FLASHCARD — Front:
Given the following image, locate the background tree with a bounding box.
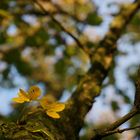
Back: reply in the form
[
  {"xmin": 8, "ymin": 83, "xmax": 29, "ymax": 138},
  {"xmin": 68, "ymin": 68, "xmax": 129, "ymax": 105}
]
[{"xmin": 0, "ymin": 0, "xmax": 140, "ymax": 139}]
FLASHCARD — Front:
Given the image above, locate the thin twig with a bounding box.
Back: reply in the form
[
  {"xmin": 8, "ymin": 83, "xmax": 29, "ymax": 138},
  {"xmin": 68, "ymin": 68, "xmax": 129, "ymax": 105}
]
[
  {"xmin": 102, "ymin": 125, "xmax": 140, "ymax": 137},
  {"xmin": 104, "ymin": 107, "xmax": 139, "ymax": 132},
  {"xmin": 91, "ymin": 109, "xmax": 140, "ymax": 140},
  {"xmin": 33, "ymin": 0, "xmax": 88, "ymax": 54},
  {"xmin": 92, "ymin": 66, "xmax": 140, "ymax": 139}
]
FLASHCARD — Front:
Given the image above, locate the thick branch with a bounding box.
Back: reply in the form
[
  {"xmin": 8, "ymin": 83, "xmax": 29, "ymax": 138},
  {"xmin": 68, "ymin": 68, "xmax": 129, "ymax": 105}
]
[
  {"xmin": 65, "ymin": 0, "xmax": 140, "ymax": 135},
  {"xmin": 0, "ymin": 111, "xmax": 68, "ymax": 139}
]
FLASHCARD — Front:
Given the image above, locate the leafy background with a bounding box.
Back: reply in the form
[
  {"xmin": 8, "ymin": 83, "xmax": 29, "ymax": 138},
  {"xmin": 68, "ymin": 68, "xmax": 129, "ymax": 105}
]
[{"xmin": 0, "ymin": 0, "xmax": 140, "ymax": 139}]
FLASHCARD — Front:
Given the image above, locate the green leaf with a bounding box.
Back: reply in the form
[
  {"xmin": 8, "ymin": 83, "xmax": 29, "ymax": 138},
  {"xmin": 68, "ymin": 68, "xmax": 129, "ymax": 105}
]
[
  {"xmin": 111, "ymin": 101, "xmax": 120, "ymax": 111},
  {"xmin": 86, "ymin": 12, "xmax": 102, "ymax": 25},
  {"xmin": 3, "ymin": 49, "xmax": 33, "ymax": 75},
  {"xmin": 25, "ymin": 28, "xmax": 49, "ymax": 47}
]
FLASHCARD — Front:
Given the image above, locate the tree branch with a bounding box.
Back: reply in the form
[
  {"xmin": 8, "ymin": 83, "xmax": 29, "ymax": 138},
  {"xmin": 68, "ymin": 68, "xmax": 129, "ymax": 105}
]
[
  {"xmin": 33, "ymin": 0, "xmax": 88, "ymax": 54},
  {"xmin": 104, "ymin": 108, "xmax": 139, "ymax": 132},
  {"xmin": 91, "ymin": 66, "xmax": 140, "ymax": 139},
  {"xmin": 91, "ymin": 109, "xmax": 139, "ymax": 139},
  {"xmin": 65, "ymin": 0, "xmax": 140, "ymax": 134},
  {"xmin": 102, "ymin": 125, "xmax": 140, "ymax": 137}
]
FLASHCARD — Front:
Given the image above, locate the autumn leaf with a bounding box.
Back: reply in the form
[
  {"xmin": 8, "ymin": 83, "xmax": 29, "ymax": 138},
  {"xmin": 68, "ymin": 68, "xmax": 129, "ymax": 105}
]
[
  {"xmin": 28, "ymin": 85, "xmax": 41, "ymax": 100},
  {"xmin": 12, "ymin": 89, "xmax": 29, "ymax": 103},
  {"xmin": 12, "ymin": 86, "xmax": 41, "ymax": 103},
  {"xmin": 39, "ymin": 95, "xmax": 56, "ymax": 108},
  {"xmin": 45, "ymin": 103, "xmax": 65, "ymax": 119},
  {"xmin": 39, "ymin": 97, "xmax": 65, "ymax": 119}
]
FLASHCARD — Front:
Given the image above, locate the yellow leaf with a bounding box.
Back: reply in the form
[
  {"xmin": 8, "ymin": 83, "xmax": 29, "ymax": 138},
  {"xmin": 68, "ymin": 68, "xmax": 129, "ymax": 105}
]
[
  {"xmin": 46, "ymin": 103, "xmax": 65, "ymax": 112},
  {"xmin": 39, "ymin": 95, "xmax": 55, "ymax": 109},
  {"xmin": 39, "ymin": 97, "xmax": 65, "ymax": 119},
  {"xmin": 46, "ymin": 111, "xmax": 60, "ymax": 119},
  {"xmin": 12, "ymin": 86, "xmax": 41, "ymax": 103},
  {"xmin": 12, "ymin": 97, "xmax": 28, "ymax": 103},
  {"xmin": 12, "ymin": 89, "xmax": 29, "ymax": 103},
  {"xmin": 28, "ymin": 86, "xmax": 41, "ymax": 100},
  {"xmin": 39, "ymin": 97, "xmax": 48, "ymax": 109}
]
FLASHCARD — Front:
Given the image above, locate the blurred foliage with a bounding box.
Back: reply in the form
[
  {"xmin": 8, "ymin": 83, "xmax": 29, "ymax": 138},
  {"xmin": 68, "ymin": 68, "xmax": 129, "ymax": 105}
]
[
  {"xmin": 127, "ymin": 12, "xmax": 140, "ymax": 43},
  {"xmin": 0, "ymin": 0, "xmax": 96, "ymax": 92},
  {"xmin": 0, "ymin": 0, "xmax": 140, "ymax": 140}
]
